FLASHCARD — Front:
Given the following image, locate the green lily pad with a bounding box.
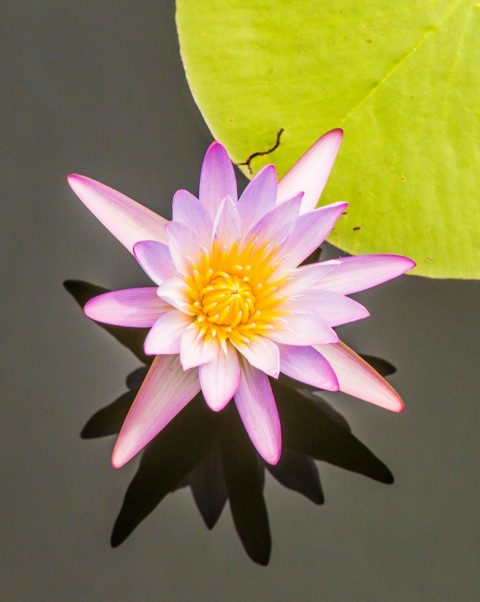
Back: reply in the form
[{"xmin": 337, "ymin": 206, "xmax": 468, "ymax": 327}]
[{"xmin": 177, "ymin": 0, "xmax": 480, "ymax": 278}]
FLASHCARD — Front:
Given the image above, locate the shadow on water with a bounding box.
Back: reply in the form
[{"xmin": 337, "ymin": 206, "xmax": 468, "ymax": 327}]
[{"xmin": 65, "ymin": 280, "xmax": 395, "ymax": 566}]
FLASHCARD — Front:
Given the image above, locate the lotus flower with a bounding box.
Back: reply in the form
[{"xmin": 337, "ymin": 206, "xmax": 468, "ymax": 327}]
[{"xmin": 68, "ymin": 129, "xmax": 414, "ymax": 468}]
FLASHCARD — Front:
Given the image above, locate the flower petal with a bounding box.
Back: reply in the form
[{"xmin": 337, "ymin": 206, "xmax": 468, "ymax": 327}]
[
  {"xmin": 156, "ymin": 277, "xmax": 191, "ymax": 313},
  {"xmin": 172, "ymin": 189, "xmax": 213, "ymax": 246},
  {"xmin": 199, "ymin": 141, "xmax": 238, "ymax": 220},
  {"xmin": 269, "ymin": 311, "xmax": 338, "ymax": 346},
  {"xmin": 280, "ymin": 202, "xmax": 348, "ymax": 268},
  {"xmin": 234, "ymin": 359, "xmax": 282, "ymax": 464},
  {"xmin": 84, "ymin": 288, "xmax": 170, "ymax": 327},
  {"xmin": 278, "ymin": 344, "xmax": 339, "ymax": 391},
  {"xmin": 180, "ymin": 327, "xmax": 220, "ymax": 370},
  {"xmin": 112, "ymin": 355, "xmax": 200, "ymax": 468},
  {"xmin": 67, "ymin": 174, "xmax": 167, "ymax": 252},
  {"xmin": 232, "ymin": 336, "xmax": 280, "ymax": 377},
  {"xmin": 237, "ymin": 164, "xmax": 277, "ymax": 232},
  {"xmin": 277, "ymin": 260, "xmax": 341, "ymax": 297},
  {"xmin": 165, "ymin": 221, "xmax": 202, "ymax": 274},
  {"xmin": 199, "ymin": 343, "xmax": 241, "ymax": 411},
  {"xmin": 314, "ymin": 254, "xmax": 416, "ymax": 295},
  {"xmin": 244, "ymin": 193, "xmax": 302, "ymax": 248},
  {"xmin": 212, "ymin": 196, "xmax": 241, "ymax": 244},
  {"xmin": 277, "ymin": 128, "xmax": 343, "ymax": 215},
  {"xmin": 286, "ymin": 290, "xmax": 369, "ymax": 327},
  {"xmin": 133, "ymin": 241, "xmax": 177, "ymax": 285},
  {"xmin": 315, "ymin": 341, "xmax": 404, "ymax": 412},
  {"xmin": 144, "ymin": 310, "xmax": 192, "ymax": 355}
]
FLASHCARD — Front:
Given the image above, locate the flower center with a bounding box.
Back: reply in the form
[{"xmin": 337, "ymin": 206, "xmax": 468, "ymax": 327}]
[
  {"xmin": 184, "ymin": 240, "xmax": 288, "ymax": 347},
  {"xmin": 200, "ymin": 272, "xmax": 255, "ymax": 327}
]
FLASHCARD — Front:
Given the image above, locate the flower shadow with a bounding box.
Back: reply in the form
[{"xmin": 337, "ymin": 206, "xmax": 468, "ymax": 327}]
[{"xmin": 66, "ymin": 280, "xmax": 395, "ymax": 566}]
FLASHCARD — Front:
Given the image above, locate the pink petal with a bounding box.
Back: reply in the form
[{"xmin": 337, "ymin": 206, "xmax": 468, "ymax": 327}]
[
  {"xmin": 199, "ymin": 344, "xmax": 241, "ymax": 411},
  {"xmin": 112, "ymin": 355, "xmax": 201, "ymax": 468},
  {"xmin": 180, "ymin": 327, "xmax": 220, "ymax": 370},
  {"xmin": 133, "ymin": 241, "xmax": 177, "ymax": 285},
  {"xmin": 144, "ymin": 310, "xmax": 192, "ymax": 355},
  {"xmin": 156, "ymin": 277, "xmax": 191, "ymax": 313},
  {"xmin": 234, "ymin": 359, "xmax": 282, "ymax": 465},
  {"xmin": 165, "ymin": 221, "xmax": 202, "ymax": 274},
  {"xmin": 286, "ymin": 290, "xmax": 369, "ymax": 327},
  {"xmin": 84, "ymin": 288, "xmax": 170, "ymax": 327},
  {"xmin": 269, "ymin": 311, "xmax": 338, "ymax": 346},
  {"xmin": 244, "ymin": 193, "xmax": 302, "ymax": 248},
  {"xmin": 315, "ymin": 341, "xmax": 404, "ymax": 412},
  {"xmin": 276, "ymin": 260, "xmax": 341, "ymax": 297},
  {"xmin": 232, "ymin": 336, "xmax": 280, "ymax": 377},
  {"xmin": 212, "ymin": 196, "xmax": 241, "ymax": 244},
  {"xmin": 280, "ymin": 202, "xmax": 348, "ymax": 268},
  {"xmin": 237, "ymin": 164, "xmax": 277, "ymax": 232},
  {"xmin": 277, "ymin": 129, "xmax": 343, "ymax": 215},
  {"xmin": 199, "ymin": 141, "xmax": 238, "ymax": 220},
  {"xmin": 172, "ymin": 189, "xmax": 213, "ymax": 246},
  {"xmin": 314, "ymin": 254, "xmax": 416, "ymax": 295},
  {"xmin": 279, "ymin": 344, "xmax": 339, "ymax": 391},
  {"xmin": 67, "ymin": 174, "xmax": 167, "ymax": 253}
]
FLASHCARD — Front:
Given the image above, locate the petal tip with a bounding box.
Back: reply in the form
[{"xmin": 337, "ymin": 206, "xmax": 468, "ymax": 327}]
[
  {"xmin": 111, "ymin": 448, "xmax": 127, "ymax": 469},
  {"xmin": 264, "ymin": 446, "xmax": 282, "ymax": 466},
  {"xmin": 325, "ymin": 127, "xmax": 344, "ymax": 142},
  {"xmin": 206, "ymin": 140, "xmax": 228, "ymax": 155},
  {"xmin": 82, "ymin": 299, "xmax": 94, "ymax": 319},
  {"xmin": 67, "ymin": 173, "xmax": 86, "ymax": 191},
  {"xmin": 393, "ymin": 397, "xmax": 405, "ymax": 413}
]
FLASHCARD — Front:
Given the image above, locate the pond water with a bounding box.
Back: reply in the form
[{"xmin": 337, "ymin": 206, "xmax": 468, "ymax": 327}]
[{"xmin": 1, "ymin": 2, "xmax": 479, "ymax": 600}]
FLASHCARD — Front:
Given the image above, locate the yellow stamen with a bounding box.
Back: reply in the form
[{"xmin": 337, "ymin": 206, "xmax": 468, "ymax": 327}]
[{"xmin": 184, "ymin": 239, "xmax": 289, "ymax": 346}]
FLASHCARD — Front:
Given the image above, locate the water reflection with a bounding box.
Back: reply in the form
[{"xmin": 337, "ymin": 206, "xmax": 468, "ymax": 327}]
[{"xmin": 66, "ymin": 280, "xmax": 395, "ymax": 565}]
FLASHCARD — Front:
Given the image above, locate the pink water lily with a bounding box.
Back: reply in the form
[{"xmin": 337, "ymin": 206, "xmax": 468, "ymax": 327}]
[{"xmin": 68, "ymin": 129, "xmax": 414, "ymax": 468}]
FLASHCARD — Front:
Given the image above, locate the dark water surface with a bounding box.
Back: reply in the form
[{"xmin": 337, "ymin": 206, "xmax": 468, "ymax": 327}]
[{"xmin": 2, "ymin": 2, "xmax": 479, "ymax": 600}]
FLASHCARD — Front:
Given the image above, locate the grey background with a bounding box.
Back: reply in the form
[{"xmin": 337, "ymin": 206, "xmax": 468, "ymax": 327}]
[{"xmin": 1, "ymin": 2, "xmax": 479, "ymax": 600}]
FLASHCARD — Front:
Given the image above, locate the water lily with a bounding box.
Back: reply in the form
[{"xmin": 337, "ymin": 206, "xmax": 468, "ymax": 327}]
[{"xmin": 68, "ymin": 129, "xmax": 414, "ymax": 468}]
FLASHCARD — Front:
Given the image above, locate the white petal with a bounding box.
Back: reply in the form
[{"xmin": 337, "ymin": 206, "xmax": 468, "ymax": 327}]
[
  {"xmin": 199, "ymin": 344, "xmax": 241, "ymax": 411},
  {"xmin": 133, "ymin": 241, "xmax": 177, "ymax": 285},
  {"xmin": 180, "ymin": 327, "xmax": 220, "ymax": 370},
  {"xmin": 314, "ymin": 254, "xmax": 416, "ymax": 295},
  {"xmin": 112, "ymin": 355, "xmax": 200, "ymax": 468},
  {"xmin": 144, "ymin": 310, "xmax": 192, "ymax": 355},
  {"xmin": 165, "ymin": 221, "xmax": 203, "ymax": 274},
  {"xmin": 276, "ymin": 260, "xmax": 341, "ymax": 297},
  {"xmin": 234, "ymin": 359, "xmax": 282, "ymax": 465},
  {"xmin": 315, "ymin": 341, "xmax": 404, "ymax": 412},
  {"xmin": 68, "ymin": 174, "xmax": 167, "ymax": 252},
  {"xmin": 279, "ymin": 344, "xmax": 339, "ymax": 391},
  {"xmin": 156, "ymin": 278, "xmax": 192, "ymax": 313},
  {"xmin": 232, "ymin": 336, "xmax": 280, "ymax": 377},
  {"xmin": 244, "ymin": 193, "xmax": 302, "ymax": 248},
  {"xmin": 237, "ymin": 164, "xmax": 277, "ymax": 232},
  {"xmin": 277, "ymin": 129, "xmax": 343, "ymax": 214},
  {"xmin": 199, "ymin": 141, "xmax": 238, "ymax": 220},
  {"xmin": 172, "ymin": 189, "xmax": 213, "ymax": 246},
  {"xmin": 285, "ymin": 290, "xmax": 369, "ymax": 327},
  {"xmin": 280, "ymin": 202, "xmax": 348, "ymax": 268},
  {"xmin": 269, "ymin": 311, "xmax": 338, "ymax": 346},
  {"xmin": 212, "ymin": 196, "xmax": 241, "ymax": 244},
  {"xmin": 84, "ymin": 288, "xmax": 170, "ymax": 327}
]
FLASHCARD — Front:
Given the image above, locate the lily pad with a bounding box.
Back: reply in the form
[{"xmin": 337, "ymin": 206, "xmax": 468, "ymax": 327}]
[{"xmin": 177, "ymin": 0, "xmax": 480, "ymax": 279}]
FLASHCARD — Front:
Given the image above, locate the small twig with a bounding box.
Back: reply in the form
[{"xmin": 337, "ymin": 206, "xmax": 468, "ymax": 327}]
[{"xmin": 236, "ymin": 128, "xmax": 284, "ymax": 174}]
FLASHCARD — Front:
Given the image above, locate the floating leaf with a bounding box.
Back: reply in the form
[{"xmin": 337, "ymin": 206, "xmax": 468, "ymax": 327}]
[{"xmin": 177, "ymin": 0, "xmax": 480, "ymax": 278}]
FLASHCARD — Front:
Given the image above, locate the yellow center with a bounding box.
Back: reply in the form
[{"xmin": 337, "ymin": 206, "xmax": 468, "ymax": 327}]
[
  {"xmin": 184, "ymin": 239, "xmax": 288, "ymax": 348},
  {"xmin": 201, "ymin": 272, "xmax": 256, "ymax": 326}
]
